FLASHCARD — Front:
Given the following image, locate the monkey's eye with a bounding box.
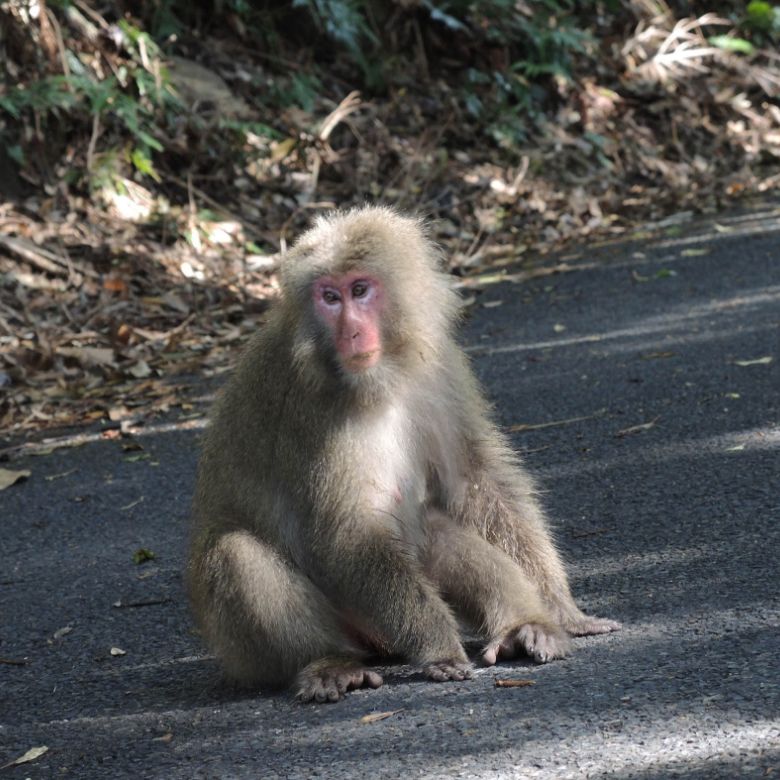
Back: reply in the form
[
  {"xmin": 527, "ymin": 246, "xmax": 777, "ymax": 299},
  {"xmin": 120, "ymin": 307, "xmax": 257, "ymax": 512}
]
[
  {"xmin": 351, "ymin": 281, "xmax": 369, "ymax": 299},
  {"xmin": 321, "ymin": 289, "xmax": 341, "ymax": 305}
]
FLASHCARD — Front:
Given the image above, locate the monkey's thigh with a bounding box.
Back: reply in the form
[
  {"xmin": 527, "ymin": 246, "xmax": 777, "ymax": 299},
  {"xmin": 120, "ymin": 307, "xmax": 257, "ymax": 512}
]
[
  {"xmin": 196, "ymin": 530, "xmax": 354, "ymax": 687},
  {"xmin": 424, "ymin": 513, "xmax": 550, "ymax": 637}
]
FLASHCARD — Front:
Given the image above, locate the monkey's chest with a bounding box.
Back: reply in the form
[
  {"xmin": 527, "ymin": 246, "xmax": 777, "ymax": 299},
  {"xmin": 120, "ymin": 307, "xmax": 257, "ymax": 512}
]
[{"xmin": 353, "ymin": 406, "xmax": 428, "ymax": 520}]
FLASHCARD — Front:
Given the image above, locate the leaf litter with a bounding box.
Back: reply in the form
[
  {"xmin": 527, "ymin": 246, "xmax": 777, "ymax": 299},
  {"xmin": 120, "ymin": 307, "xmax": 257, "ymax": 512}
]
[
  {"xmin": 0, "ymin": 467, "xmax": 30, "ymax": 490},
  {"xmin": 3, "ymin": 2, "xmax": 780, "ymax": 438},
  {"xmin": 360, "ymin": 709, "xmax": 404, "ymax": 724},
  {"xmin": 0, "ymin": 746, "xmax": 49, "ymax": 769}
]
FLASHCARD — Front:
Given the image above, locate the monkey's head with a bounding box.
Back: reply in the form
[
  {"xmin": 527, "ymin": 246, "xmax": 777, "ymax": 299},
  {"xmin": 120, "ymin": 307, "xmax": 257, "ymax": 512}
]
[{"xmin": 281, "ymin": 206, "xmax": 459, "ymax": 401}]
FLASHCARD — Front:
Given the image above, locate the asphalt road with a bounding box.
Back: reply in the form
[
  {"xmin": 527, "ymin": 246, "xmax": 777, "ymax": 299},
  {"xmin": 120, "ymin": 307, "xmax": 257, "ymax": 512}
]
[{"xmin": 1, "ymin": 205, "xmax": 779, "ymax": 779}]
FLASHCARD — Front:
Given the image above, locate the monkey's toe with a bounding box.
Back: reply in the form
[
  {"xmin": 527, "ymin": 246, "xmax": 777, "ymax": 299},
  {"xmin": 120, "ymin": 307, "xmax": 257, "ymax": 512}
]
[{"xmin": 424, "ymin": 660, "xmax": 474, "ymax": 682}]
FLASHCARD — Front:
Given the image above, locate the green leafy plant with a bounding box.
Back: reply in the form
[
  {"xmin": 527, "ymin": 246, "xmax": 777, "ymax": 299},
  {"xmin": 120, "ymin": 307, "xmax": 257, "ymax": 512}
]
[{"xmin": 745, "ymin": 0, "xmax": 780, "ymax": 32}]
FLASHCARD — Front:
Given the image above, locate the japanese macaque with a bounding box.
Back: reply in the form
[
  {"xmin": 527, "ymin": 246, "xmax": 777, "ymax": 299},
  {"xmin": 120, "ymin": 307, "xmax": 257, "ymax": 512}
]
[{"xmin": 187, "ymin": 206, "xmax": 619, "ymax": 703}]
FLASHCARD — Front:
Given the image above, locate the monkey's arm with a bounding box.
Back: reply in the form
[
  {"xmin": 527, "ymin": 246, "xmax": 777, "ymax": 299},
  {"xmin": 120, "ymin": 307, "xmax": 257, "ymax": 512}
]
[
  {"xmin": 443, "ymin": 353, "xmax": 620, "ymax": 636},
  {"xmin": 450, "ymin": 429, "xmax": 618, "ymax": 635},
  {"xmin": 306, "ymin": 521, "xmax": 470, "ymax": 670}
]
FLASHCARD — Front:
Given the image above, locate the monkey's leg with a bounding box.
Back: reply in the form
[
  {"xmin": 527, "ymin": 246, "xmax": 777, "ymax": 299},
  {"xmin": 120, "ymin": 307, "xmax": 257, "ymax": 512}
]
[
  {"xmin": 190, "ymin": 530, "xmax": 382, "ymax": 701},
  {"xmin": 424, "ymin": 514, "xmax": 570, "ymax": 664},
  {"xmin": 306, "ymin": 524, "xmax": 473, "ymax": 683}
]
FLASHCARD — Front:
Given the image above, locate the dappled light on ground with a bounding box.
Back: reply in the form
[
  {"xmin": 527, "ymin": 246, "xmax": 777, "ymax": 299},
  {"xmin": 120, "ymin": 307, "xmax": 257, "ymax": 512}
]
[{"xmin": 537, "ymin": 425, "xmax": 780, "ymax": 483}]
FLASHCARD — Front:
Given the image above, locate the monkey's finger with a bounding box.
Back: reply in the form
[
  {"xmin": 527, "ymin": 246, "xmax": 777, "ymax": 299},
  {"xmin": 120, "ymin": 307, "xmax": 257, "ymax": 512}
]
[
  {"xmin": 515, "ymin": 624, "xmax": 542, "ymax": 661},
  {"xmin": 567, "ymin": 616, "xmax": 622, "ymax": 636},
  {"xmin": 515, "ymin": 623, "xmax": 570, "ymax": 663},
  {"xmin": 450, "ymin": 664, "xmax": 473, "ymax": 681},
  {"xmin": 363, "ymin": 670, "xmax": 384, "ymax": 689},
  {"xmin": 313, "ymin": 679, "xmax": 340, "ymax": 703},
  {"xmin": 335, "ymin": 669, "xmax": 361, "ymax": 694},
  {"xmin": 425, "ymin": 661, "xmax": 473, "ymax": 681},
  {"xmin": 425, "ymin": 662, "xmax": 457, "ymax": 681},
  {"xmin": 295, "ymin": 683, "xmax": 318, "ymax": 703}
]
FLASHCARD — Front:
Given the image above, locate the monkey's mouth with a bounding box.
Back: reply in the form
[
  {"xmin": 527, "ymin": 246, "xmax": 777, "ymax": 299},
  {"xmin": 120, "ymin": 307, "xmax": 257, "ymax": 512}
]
[{"xmin": 343, "ymin": 350, "xmax": 380, "ymax": 371}]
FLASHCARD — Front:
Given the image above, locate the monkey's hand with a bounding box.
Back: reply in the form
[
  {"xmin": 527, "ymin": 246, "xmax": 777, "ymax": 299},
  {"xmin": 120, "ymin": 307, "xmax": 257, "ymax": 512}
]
[
  {"xmin": 481, "ymin": 621, "xmax": 571, "ymax": 666},
  {"xmin": 295, "ymin": 657, "xmax": 384, "ymax": 703},
  {"xmin": 424, "ymin": 659, "xmax": 474, "ymax": 682}
]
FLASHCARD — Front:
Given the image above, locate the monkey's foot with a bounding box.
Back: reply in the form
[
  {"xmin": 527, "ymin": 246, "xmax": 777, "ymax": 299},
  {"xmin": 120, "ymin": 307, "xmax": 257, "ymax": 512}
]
[
  {"xmin": 481, "ymin": 622, "xmax": 571, "ymax": 665},
  {"xmin": 295, "ymin": 658, "xmax": 383, "ymax": 703},
  {"xmin": 424, "ymin": 659, "xmax": 474, "ymax": 682},
  {"xmin": 564, "ymin": 613, "xmax": 622, "ymax": 636}
]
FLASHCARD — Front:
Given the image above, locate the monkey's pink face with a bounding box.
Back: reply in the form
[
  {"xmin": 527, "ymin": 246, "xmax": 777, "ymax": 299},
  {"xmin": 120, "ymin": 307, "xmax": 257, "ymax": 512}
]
[{"xmin": 313, "ymin": 273, "xmax": 384, "ymax": 372}]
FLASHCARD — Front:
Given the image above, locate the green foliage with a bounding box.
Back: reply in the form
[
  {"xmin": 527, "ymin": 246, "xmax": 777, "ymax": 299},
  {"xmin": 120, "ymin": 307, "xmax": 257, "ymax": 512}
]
[
  {"xmin": 270, "ymin": 72, "xmax": 323, "ymax": 113},
  {"xmin": 709, "ymin": 34, "xmax": 755, "ymax": 54},
  {"xmin": 745, "ymin": 0, "xmax": 780, "ymax": 32},
  {"xmin": 0, "ymin": 0, "xmax": 601, "ymax": 186},
  {"xmin": 444, "ymin": 1, "xmax": 593, "ymax": 145},
  {"xmin": 293, "ymin": 0, "xmax": 381, "ymax": 86},
  {"xmin": 0, "ymin": 76, "xmax": 78, "ymax": 118},
  {"xmin": 235, "ymin": 0, "xmax": 593, "ymax": 129},
  {"xmin": 0, "ymin": 12, "xmax": 177, "ymax": 184}
]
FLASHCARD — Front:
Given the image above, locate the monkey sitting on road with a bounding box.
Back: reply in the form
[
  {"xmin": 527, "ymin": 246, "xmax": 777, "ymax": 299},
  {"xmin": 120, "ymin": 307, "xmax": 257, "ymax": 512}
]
[{"xmin": 187, "ymin": 206, "xmax": 620, "ymax": 703}]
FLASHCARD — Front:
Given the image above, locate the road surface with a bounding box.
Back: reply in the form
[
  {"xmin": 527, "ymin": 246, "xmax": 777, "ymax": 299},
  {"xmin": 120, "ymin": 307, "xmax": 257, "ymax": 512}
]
[{"xmin": 1, "ymin": 205, "xmax": 778, "ymax": 778}]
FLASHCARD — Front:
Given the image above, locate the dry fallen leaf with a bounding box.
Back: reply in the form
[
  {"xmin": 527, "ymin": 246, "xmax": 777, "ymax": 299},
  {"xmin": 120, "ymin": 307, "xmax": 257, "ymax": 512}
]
[
  {"xmin": 734, "ymin": 356, "xmax": 773, "ymax": 367},
  {"xmin": 495, "ymin": 679, "xmax": 535, "ymax": 688},
  {"xmin": 0, "ymin": 467, "xmax": 31, "ymax": 490},
  {"xmin": 615, "ymin": 417, "xmax": 660, "ymax": 437},
  {"xmin": 0, "ymin": 656, "xmax": 29, "ymax": 665},
  {"xmin": 127, "ymin": 360, "xmax": 153, "ymax": 379},
  {"xmin": 0, "ymin": 746, "xmax": 49, "ymax": 769},
  {"xmin": 360, "ymin": 709, "xmax": 404, "ymax": 724},
  {"xmin": 103, "ymin": 277, "xmax": 128, "ymax": 294},
  {"xmin": 44, "ymin": 468, "xmax": 77, "ymax": 482},
  {"xmin": 508, "ymin": 408, "xmax": 606, "ymax": 433},
  {"xmin": 108, "ymin": 406, "xmax": 131, "ymax": 422},
  {"xmin": 642, "ymin": 351, "xmax": 676, "ymax": 360},
  {"xmin": 57, "ymin": 346, "xmax": 116, "ymax": 367}
]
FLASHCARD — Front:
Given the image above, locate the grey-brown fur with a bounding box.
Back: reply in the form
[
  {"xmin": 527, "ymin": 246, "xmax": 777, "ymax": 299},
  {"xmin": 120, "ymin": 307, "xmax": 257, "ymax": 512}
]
[{"xmin": 187, "ymin": 206, "xmax": 619, "ymax": 702}]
